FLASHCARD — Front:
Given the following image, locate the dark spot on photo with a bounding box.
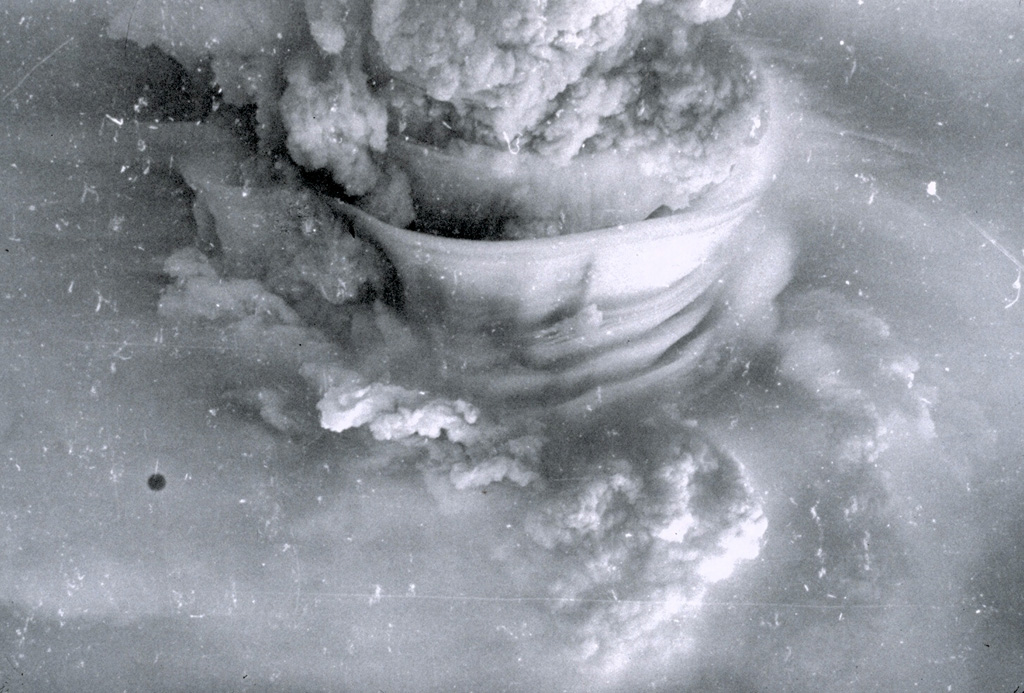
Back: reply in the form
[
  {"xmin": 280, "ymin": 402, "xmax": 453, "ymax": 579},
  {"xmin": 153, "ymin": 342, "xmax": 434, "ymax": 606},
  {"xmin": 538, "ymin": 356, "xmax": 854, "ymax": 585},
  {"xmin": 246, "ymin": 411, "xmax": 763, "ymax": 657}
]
[{"xmin": 147, "ymin": 473, "xmax": 167, "ymax": 491}]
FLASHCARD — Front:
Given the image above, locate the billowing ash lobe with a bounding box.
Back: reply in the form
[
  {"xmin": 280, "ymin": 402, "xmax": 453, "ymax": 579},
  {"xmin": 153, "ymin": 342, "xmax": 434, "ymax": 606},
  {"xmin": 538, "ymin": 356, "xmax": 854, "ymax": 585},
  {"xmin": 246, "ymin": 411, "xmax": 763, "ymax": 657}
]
[
  {"xmin": 159, "ymin": 243, "xmax": 767, "ymax": 671},
  {"xmin": 521, "ymin": 411, "xmax": 766, "ymax": 671},
  {"xmin": 107, "ymin": 0, "xmax": 754, "ymax": 228},
  {"xmin": 293, "ymin": 0, "xmax": 752, "ymax": 221},
  {"xmin": 109, "ymin": 0, "xmax": 769, "ymax": 674}
]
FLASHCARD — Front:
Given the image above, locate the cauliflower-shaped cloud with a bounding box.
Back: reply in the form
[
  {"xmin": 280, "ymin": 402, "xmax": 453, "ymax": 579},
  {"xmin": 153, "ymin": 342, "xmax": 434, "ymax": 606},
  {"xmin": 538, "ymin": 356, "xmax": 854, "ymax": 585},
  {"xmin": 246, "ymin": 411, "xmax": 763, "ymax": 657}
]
[
  {"xmin": 524, "ymin": 423, "xmax": 765, "ymax": 671},
  {"xmin": 109, "ymin": 0, "xmax": 752, "ymax": 229},
  {"xmin": 305, "ymin": 364, "xmax": 481, "ymax": 442},
  {"xmin": 305, "ymin": 0, "xmax": 354, "ymax": 55},
  {"xmin": 280, "ymin": 56, "xmax": 389, "ymax": 196},
  {"xmin": 448, "ymin": 440, "xmax": 541, "ymax": 489},
  {"xmin": 371, "ymin": 0, "xmax": 643, "ymax": 140},
  {"xmin": 371, "ymin": 1, "xmax": 618, "ymax": 94},
  {"xmin": 367, "ymin": 0, "xmax": 745, "ymax": 160}
]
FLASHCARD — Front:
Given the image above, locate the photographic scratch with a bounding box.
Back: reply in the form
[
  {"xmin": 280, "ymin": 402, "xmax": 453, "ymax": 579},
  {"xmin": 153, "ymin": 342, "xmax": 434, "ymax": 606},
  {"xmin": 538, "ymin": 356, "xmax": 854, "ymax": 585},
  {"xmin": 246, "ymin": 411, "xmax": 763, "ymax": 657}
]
[{"xmin": 1, "ymin": 36, "xmax": 75, "ymax": 103}]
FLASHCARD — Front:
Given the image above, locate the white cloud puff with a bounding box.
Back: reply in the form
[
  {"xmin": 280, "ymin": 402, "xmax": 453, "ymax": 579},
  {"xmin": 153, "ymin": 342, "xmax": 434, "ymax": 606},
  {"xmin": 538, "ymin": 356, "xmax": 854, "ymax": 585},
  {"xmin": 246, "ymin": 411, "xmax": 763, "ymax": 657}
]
[{"xmin": 523, "ymin": 423, "xmax": 766, "ymax": 672}]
